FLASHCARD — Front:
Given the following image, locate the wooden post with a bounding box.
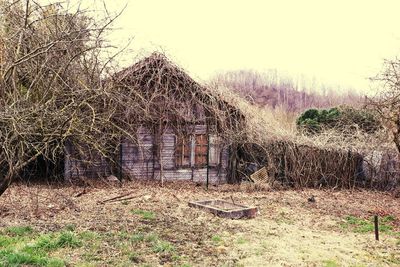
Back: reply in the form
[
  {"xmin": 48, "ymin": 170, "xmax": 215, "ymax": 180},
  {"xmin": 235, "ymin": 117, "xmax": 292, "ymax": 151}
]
[{"xmin": 374, "ymin": 215, "xmax": 379, "ymax": 241}]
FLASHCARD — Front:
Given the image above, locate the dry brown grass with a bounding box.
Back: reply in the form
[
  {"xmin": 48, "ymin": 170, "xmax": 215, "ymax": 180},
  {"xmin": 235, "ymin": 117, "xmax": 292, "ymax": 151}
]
[
  {"xmin": 0, "ymin": 180, "xmax": 399, "ymax": 266},
  {"xmin": 216, "ymin": 85, "xmax": 393, "ymax": 153}
]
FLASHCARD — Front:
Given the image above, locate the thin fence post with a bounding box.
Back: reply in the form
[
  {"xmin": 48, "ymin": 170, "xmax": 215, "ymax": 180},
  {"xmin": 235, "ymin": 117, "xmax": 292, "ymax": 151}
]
[{"xmin": 374, "ymin": 215, "xmax": 379, "ymax": 241}]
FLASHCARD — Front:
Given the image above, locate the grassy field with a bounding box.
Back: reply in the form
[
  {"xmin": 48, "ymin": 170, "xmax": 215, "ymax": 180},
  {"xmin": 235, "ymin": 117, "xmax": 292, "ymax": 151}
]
[{"xmin": 0, "ymin": 181, "xmax": 399, "ymax": 266}]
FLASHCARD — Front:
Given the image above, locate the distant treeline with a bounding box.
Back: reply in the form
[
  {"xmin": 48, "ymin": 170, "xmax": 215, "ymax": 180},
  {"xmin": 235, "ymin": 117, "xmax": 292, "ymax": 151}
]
[{"xmin": 211, "ymin": 70, "xmax": 364, "ymax": 112}]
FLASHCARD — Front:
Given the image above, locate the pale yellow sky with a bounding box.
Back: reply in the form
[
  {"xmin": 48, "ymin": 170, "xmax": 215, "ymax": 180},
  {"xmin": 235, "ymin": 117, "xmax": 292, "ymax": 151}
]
[{"xmin": 68, "ymin": 1, "xmax": 400, "ymax": 92}]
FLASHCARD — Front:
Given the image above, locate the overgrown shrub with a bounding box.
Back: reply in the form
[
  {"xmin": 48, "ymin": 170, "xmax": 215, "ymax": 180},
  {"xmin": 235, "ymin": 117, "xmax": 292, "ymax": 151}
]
[
  {"xmin": 297, "ymin": 106, "xmax": 381, "ymax": 134},
  {"xmin": 238, "ymin": 141, "xmax": 365, "ymax": 189}
]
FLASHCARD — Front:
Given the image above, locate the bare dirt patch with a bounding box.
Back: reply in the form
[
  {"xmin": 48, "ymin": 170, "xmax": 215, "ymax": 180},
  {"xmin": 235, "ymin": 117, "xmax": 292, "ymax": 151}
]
[{"xmin": 0, "ymin": 181, "xmax": 399, "ymax": 266}]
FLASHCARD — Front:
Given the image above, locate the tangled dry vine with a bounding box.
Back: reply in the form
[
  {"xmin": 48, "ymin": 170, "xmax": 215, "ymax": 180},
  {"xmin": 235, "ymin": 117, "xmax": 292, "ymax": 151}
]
[{"xmin": 0, "ymin": 0, "xmax": 398, "ymax": 197}]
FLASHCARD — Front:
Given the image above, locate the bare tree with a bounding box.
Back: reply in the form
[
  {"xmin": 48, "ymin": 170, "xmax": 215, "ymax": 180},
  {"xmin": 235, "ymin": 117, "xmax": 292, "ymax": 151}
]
[
  {"xmin": 0, "ymin": 0, "xmax": 135, "ymax": 196},
  {"xmin": 369, "ymin": 58, "xmax": 400, "ymax": 153}
]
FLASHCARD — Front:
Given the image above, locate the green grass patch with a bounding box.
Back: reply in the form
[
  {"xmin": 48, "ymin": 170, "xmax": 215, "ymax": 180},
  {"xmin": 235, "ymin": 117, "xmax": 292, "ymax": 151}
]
[
  {"xmin": 381, "ymin": 215, "xmax": 396, "ymax": 223},
  {"xmin": 0, "ymin": 235, "xmax": 19, "ymax": 248},
  {"xmin": 56, "ymin": 231, "xmax": 83, "ymax": 248},
  {"xmin": 0, "ymin": 225, "xmax": 113, "ymax": 266},
  {"xmin": 4, "ymin": 226, "xmax": 33, "ymax": 237},
  {"xmin": 211, "ymin": 235, "xmax": 222, "ymax": 244},
  {"xmin": 236, "ymin": 237, "xmax": 248, "ymax": 244},
  {"xmin": 131, "ymin": 209, "xmax": 156, "ymax": 220},
  {"xmin": 1, "ymin": 225, "xmax": 187, "ymax": 266},
  {"xmin": 152, "ymin": 240, "xmax": 175, "ymax": 253},
  {"xmin": 0, "ymin": 229, "xmax": 85, "ymax": 266},
  {"xmin": 130, "ymin": 232, "xmax": 146, "ymax": 243},
  {"xmin": 26, "ymin": 231, "xmax": 82, "ymax": 253},
  {"xmin": 144, "ymin": 233, "xmax": 159, "ymax": 243},
  {"xmin": 117, "ymin": 231, "xmax": 130, "ymax": 240},
  {"xmin": 0, "ymin": 249, "xmax": 65, "ymax": 267},
  {"xmin": 78, "ymin": 231, "xmax": 100, "ymax": 242},
  {"xmin": 130, "ymin": 231, "xmax": 160, "ymax": 246},
  {"xmin": 128, "ymin": 231, "xmax": 176, "ymax": 258},
  {"xmin": 341, "ymin": 215, "xmax": 396, "ymax": 234},
  {"xmin": 64, "ymin": 224, "xmax": 76, "ymax": 232}
]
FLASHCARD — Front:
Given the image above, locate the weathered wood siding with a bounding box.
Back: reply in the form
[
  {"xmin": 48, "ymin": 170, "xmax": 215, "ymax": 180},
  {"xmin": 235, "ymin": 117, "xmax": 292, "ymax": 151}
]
[
  {"xmin": 121, "ymin": 125, "xmax": 229, "ymax": 184},
  {"xmin": 65, "ymin": 124, "xmax": 230, "ymax": 183},
  {"xmin": 121, "ymin": 127, "xmax": 155, "ymax": 179}
]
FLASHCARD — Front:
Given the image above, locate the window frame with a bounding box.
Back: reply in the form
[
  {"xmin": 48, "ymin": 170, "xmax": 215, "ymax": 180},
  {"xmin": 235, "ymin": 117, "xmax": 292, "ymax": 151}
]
[
  {"xmin": 175, "ymin": 134, "xmax": 191, "ymax": 168},
  {"xmin": 208, "ymin": 134, "xmax": 221, "ymax": 167},
  {"xmin": 194, "ymin": 134, "xmax": 208, "ymax": 168}
]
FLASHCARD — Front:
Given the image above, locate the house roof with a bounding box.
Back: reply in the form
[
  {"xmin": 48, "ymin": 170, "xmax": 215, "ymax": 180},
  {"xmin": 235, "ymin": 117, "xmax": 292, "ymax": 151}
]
[
  {"xmin": 109, "ymin": 52, "xmax": 244, "ymax": 130},
  {"xmin": 112, "ymin": 52, "xmax": 205, "ymax": 95}
]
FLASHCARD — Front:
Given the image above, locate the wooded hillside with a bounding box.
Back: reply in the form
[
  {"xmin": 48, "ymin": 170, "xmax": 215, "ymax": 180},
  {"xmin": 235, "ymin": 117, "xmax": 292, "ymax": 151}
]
[{"xmin": 212, "ymin": 70, "xmax": 363, "ymax": 112}]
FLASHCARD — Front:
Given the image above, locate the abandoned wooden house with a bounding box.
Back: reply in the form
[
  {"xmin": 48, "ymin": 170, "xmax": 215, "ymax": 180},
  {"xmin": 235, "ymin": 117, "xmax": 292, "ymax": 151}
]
[{"xmin": 64, "ymin": 53, "xmax": 243, "ymax": 184}]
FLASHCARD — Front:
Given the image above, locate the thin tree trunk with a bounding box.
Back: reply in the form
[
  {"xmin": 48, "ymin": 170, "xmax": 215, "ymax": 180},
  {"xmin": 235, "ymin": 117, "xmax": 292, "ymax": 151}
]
[
  {"xmin": 0, "ymin": 151, "xmax": 43, "ymax": 197},
  {"xmin": 0, "ymin": 178, "xmax": 10, "ymax": 197},
  {"xmin": 11, "ymin": 0, "xmax": 30, "ymax": 94},
  {"xmin": 0, "ymin": 170, "xmax": 13, "ymax": 197},
  {"xmin": 394, "ymin": 114, "xmax": 400, "ymax": 154}
]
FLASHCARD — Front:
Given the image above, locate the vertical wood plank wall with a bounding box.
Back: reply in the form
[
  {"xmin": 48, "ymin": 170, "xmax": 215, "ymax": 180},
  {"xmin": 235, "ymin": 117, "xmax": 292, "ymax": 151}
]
[
  {"xmin": 65, "ymin": 125, "xmax": 230, "ymax": 183},
  {"xmin": 121, "ymin": 125, "xmax": 229, "ymax": 184},
  {"xmin": 121, "ymin": 126, "xmax": 155, "ymax": 179}
]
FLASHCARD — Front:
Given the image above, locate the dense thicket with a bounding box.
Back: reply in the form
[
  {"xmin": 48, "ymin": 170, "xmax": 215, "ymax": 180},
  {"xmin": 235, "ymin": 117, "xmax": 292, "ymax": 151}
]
[
  {"xmin": 296, "ymin": 106, "xmax": 381, "ymax": 134},
  {"xmin": 0, "ymin": 0, "xmax": 136, "ymax": 195}
]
